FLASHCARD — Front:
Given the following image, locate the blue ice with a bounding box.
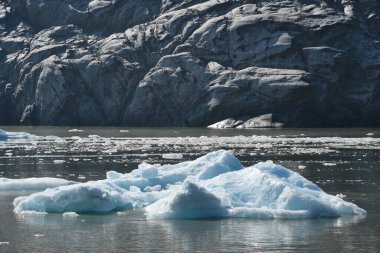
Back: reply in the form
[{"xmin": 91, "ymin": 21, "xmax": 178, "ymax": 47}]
[{"xmin": 11, "ymin": 150, "xmax": 366, "ymax": 219}]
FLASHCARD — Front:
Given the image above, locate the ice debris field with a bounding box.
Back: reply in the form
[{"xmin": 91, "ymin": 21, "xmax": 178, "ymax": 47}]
[{"xmin": 2, "ymin": 150, "xmax": 366, "ymax": 219}]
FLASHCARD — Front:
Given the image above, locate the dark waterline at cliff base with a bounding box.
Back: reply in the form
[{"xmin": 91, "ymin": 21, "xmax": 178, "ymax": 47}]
[{"xmin": 0, "ymin": 127, "xmax": 379, "ymax": 252}]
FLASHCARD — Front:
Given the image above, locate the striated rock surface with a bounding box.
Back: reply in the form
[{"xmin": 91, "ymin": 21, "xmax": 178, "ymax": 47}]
[{"xmin": 0, "ymin": 0, "xmax": 379, "ymax": 127}]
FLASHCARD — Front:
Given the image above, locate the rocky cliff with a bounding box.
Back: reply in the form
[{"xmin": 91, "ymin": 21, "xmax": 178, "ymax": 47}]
[{"xmin": 0, "ymin": 0, "xmax": 379, "ymax": 127}]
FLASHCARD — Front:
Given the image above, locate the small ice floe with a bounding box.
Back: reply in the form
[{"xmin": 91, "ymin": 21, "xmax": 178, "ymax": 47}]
[
  {"xmin": 34, "ymin": 234, "xmax": 44, "ymax": 238},
  {"xmin": 298, "ymin": 165, "xmax": 306, "ymax": 170},
  {"xmin": 116, "ymin": 212, "xmax": 127, "ymax": 216},
  {"xmin": 102, "ymin": 149, "xmax": 117, "ymax": 154},
  {"xmin": 53, "ymin": 160, "xmax": 65, "ymax": 164},
  {"xmin": 0, "ymin": 242, "xmax": 10, "ymax": 245},
  {"xmin": 68, "ymin": 129, "xmax": 83, "ymax": 132},
  {"xmin": 162, "ymin": 153, "xmax": 183, "ymax": 159},
  {"xmin": 63, "ymin": 212, "xmax": 79, "ymax": 218},
  {"xmin": 77, "ymin": 175, "xmax": 86, "ymax": 180},
  {"xmin": 366, "ymin": 133, "xmax": 374, "ymax": 136},
  {"xmin": 120, "ymin": 130, "xmax": 130, "ymax": 133},
  {"xmin": 323, "ymin": 162, "xmax": 336, "ymax": 166}
]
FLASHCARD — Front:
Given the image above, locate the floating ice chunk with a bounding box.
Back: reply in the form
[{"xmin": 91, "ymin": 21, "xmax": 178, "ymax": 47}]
[
  {"xmin": 0, "ymin": 177, "xmax": 75, "ymax": 191},
  {"xmin": 323, "ymin": 162, "xmax": 336, "ymax": 166},
  {"xmin": 63, "ymin": 212, "xmax": 79, "ymax": 218},
  {"xmin": 68, "ymin": 129, "xmax": 83, "ymax": 132},
  {"xmin": 12, "ymin": 150, "xmax": 366, "ymax": 219},
  {"xmin": 162, "ymin": 153, "xmax": 183, "ymax": 159},
  {"xmin": 0, "ymin": 242, "xmax": 10, "ymax": 245},
  {"xmin": 120, "ymin": 130, "xmax": 130, "ymax": 133},
  {"xmin": 366, "ymin": 133, "xmax": 374, "ymax": 136},
  {"xmin": 0, "ymin": 129, "xmax": 36, "ymax": 140},
  {"xmin": 34, "ymin": 234, "xmax": 44, "ymax": 238},
  {"xmin": 53, "ymin": 160, "xmax": 65, "ymax": 164}
]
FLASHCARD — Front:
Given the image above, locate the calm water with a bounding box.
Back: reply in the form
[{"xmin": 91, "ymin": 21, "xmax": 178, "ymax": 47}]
[{"xmin": 0, "ymin": 127, "xmax": 379, "ymax": 252}]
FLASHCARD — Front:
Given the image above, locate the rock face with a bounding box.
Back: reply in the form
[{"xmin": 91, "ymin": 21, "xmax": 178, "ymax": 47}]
[{"xmin": 0, "ymin": 0, "xmax": 379, "ymax": 127}]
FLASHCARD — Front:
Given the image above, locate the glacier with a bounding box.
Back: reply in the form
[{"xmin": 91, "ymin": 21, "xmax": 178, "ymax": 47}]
[{"xmin": 11, "ymin": 150, "xmax": 366, "ymax": 219}]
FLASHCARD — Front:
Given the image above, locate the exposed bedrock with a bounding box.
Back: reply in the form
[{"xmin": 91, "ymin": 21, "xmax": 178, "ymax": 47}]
[{"xmin": 0, "ymin": 0, "xmax": 379, "ymax": 126}]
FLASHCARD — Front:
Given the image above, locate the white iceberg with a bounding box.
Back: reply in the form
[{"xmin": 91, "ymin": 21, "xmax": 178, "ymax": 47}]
[
  {"xmin": 12, "ymin": 150, "xmax": 366, "ymax": 219},
  {"xmin": 162, "ymin": 153, "xmax": 183, "ymax": 159},
  {"xmin": 0, "ymin": 129, "xmax": 36, "ymax": 140},
  {"xmin": 63, "ymin": 212, "xmax": 79, "ymax": 218}
]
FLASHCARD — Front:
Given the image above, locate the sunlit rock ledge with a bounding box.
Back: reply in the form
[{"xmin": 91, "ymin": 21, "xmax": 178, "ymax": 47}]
[
  {"xmin": 10, "ymin": 150, "xmax": 366, "ymax": 220},
  {"xmin": 0, "ymin": 0, "xmax": 379, "ymax": 127}
]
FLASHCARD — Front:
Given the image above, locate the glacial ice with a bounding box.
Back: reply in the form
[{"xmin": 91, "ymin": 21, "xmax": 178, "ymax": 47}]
[
  {"xmin": 162, "ymin": 153, "xmax": 183, "ymax": 159},
  {"xmin": 12, "ymin": 150, "xmax": 366, "ymax": 219},
  {"xmin": 0, "ymin": 129, "xmax": 35, "ymax": 140},
  {"xmin": 63, "ymin": 212, "xmax": 79, "ymax": 218}
]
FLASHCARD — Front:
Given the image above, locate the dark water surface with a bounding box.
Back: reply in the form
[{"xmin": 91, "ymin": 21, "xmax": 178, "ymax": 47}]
[{"xmin": 0, "ymin": 127, "xmax": 379, "ymax": 252}]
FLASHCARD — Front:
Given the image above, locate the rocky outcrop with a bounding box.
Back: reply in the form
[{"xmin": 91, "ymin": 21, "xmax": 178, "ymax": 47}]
[{"xmin": 0, "ymin": 0, "xmax": 379, "ymax": 127}]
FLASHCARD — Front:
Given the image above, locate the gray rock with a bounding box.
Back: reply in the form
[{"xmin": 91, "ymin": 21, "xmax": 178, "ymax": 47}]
[{"xmin": 0, "ymin": 0, "xmax": 380, "ymax": 127}]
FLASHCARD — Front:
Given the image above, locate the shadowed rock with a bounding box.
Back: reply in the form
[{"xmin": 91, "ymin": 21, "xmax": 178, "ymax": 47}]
[{"xmin": 0, "ymin": 0, "xmax": 379, "ymax": 126}]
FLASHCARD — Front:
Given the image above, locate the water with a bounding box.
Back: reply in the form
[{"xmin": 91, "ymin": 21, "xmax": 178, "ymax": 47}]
[{"xmin": 0, "ymin": 127, "xmax": 379, "ymax": 252}]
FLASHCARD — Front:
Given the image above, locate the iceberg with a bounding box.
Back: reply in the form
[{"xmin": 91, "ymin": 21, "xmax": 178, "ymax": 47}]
[
  {"xmin": 12, "ymin": 150, "xmax": 366, "ymax": 219},
  {"xmin": 0, "ymin": 129, "xmax": 35, "ymax": 140},
  {"xmin": 63, "ymin": 212, "xmax": 79, "ymax": 218}
]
